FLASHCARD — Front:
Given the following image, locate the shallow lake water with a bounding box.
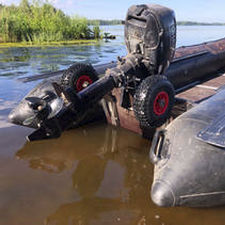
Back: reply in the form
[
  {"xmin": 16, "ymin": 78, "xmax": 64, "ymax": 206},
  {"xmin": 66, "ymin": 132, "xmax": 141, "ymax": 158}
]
[{"xmin": 1, "ymin": 25, "xmax": 225, "ymax": 225}]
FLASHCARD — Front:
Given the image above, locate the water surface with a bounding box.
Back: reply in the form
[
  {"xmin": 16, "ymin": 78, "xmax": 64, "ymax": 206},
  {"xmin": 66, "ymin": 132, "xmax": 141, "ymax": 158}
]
[{"xmin": 1, "ymin": 25, "xmax": 225, "ymax": 225}]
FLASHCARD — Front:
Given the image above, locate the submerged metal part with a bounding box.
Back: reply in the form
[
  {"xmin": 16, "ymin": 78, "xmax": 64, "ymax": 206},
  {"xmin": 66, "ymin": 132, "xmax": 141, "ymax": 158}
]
[
  {"xmin": 8, "ymin": 60, "xmax": 114, "ymax": 128},
  {"xmin": 150, "ymin": 88, "xmax": 225, "ymax": 207},
  {"xmin": 48, "ymin": 98, "xmax": 64, "ymax": 119},
  {"xmin": 8, "ymin": 78, "xmax": 59, "ymax": 128},
  {"xmin": 9, "ymin": 4, "xmax": 177, "ymax": 141}
]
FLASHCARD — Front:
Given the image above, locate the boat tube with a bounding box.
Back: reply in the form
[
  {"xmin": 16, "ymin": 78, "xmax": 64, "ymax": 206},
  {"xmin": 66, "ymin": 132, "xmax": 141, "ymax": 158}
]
[
  {"xmin": 150, "ymin": 87, "xmax": 225, "ymax": 207},
  {"xmin": 168, "ymin": 39, "xmax": 225, "ymax": 90}
]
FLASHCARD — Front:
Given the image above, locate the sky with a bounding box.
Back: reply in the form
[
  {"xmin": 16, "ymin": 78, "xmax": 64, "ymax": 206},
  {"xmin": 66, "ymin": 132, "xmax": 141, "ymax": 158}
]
[{"xmin": 1, "ymin": 0, "xmax": 225, "ymax": 23}]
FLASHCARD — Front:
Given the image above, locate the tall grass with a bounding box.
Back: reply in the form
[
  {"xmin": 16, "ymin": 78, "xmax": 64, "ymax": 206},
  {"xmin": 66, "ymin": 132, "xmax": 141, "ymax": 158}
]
[{"xmin": 0, "ymin": 0, "xmax": 100, "ymax": 43}]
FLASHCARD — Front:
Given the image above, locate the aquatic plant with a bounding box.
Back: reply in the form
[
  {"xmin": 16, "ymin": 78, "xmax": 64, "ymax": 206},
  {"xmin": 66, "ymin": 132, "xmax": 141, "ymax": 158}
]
[{"xmin": 0, "ymin": 0, "xmax": 101, "ymax": 43}]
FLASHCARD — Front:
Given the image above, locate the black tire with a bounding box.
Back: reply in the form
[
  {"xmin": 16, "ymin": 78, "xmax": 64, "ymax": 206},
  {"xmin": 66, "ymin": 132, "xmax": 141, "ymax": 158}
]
[
  {"xmin": 133, "ymin": 75, "xmax": 175, "ymax": 128},
  {"xmin": 61, "ymin": 63, "xmax": 98, "ymax": 93}
]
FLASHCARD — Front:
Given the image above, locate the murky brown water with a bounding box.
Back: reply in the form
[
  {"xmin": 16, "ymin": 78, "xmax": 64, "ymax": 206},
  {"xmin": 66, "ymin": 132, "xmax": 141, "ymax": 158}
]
[{"xmin": 1, "ymin": 122, "xmax": 225, "ymax": 225}]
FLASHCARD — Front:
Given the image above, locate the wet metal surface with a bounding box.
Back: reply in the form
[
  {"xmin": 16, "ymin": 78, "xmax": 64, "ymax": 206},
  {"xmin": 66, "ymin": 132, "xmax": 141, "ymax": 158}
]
[{"xmin": 1, "ymin": 26, "xmax": 225, "ymax": 225}]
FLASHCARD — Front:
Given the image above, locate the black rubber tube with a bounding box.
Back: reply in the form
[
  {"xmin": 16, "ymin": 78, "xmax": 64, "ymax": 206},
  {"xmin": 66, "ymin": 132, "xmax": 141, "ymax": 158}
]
[
  {"xmin": 167, "ymin": 51, "xmax": 225, "ymax": 89},
  {"xmin": 78, "ymin": 75, "xmax": 116, "ymax": 106}
]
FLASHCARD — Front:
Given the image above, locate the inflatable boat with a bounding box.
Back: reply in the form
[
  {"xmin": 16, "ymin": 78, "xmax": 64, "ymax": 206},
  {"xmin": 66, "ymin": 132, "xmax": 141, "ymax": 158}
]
[{"xmin": 150, "ymin": 87, "xmax": 225, "ymax": 207}]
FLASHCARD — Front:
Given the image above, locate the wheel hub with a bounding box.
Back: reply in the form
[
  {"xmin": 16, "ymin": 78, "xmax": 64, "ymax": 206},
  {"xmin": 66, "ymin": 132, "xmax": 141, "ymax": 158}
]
[
  {"xmin": 153, "ymin": 91, "xmax": 169, "ymax": 116},
  {"xmin": 76, "ymin": 75, "xmax": 93, "ymax": 91}
]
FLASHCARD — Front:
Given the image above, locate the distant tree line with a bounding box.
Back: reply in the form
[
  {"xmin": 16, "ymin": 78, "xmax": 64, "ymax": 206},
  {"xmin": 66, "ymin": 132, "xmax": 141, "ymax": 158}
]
[
  {"xmin": 88, "ymin": 19, "xmax": 225, "ymax": 26},
  {"xmin": 177, "ymin": 21, "xmax": 225, "ymax": 26},
  {"xmin": 88, "ymin": 20, "xmax": 123, "ymax": 26},
  {"xmin": 0, "ymin": 0, "xmax": 101, "ymax": 43}
]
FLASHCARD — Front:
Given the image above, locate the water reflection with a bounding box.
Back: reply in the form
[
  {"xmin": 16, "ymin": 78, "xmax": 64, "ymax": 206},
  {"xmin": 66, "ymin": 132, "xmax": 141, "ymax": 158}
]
[
  {"xmin": 14, "ymin": 123, "xmax": 225, "ymax": 225},
  {"xmin": 16, "ymin": 124, "xmax": 154, "ymax": 225},
  {"xmin": 72, "ymin": 156, "xmax": 107, "ymax": 198},
  {"xmin": 0, "ymin": 44, "xmax": 126, "ymax": 79},
  {"xmin": 0, "ymin": 47, "xmax": 31, "ymax": 63}
]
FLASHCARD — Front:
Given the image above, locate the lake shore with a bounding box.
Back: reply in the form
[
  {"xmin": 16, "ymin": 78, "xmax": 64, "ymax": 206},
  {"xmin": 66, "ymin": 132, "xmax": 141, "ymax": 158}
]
[{"xmin": 0, "ymin": 39, "xmax": 100, "ymax": 48}]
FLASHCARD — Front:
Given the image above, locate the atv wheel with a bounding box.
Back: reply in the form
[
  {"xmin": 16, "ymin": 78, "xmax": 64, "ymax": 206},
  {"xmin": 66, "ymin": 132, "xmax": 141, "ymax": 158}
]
[
  {"xmin": 133, "ymin": 75, "xmax": 175, "ymax": 128},
  {"xmin": 61, "ymin": 63, "xmax": 98, "ymax": 93}
]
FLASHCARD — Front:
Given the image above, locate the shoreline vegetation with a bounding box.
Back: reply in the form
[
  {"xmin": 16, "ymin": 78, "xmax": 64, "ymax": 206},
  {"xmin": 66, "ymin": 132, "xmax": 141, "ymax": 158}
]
[
  {"xmin": 0, "ymin": 0, "xmax": 225, "ymax": 47},
  {"xmin": 0, "ymin": 0, "xmax": 102, "ymax": 45},
  {"xmin": 0, "ymin": 39, "xmax": 99, "ymax": 48}
]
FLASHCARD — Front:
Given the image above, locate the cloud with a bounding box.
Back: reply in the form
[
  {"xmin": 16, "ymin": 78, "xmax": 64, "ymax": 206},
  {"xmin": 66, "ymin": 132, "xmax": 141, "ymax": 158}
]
[
  {"xmin": 47, "ymin": 0, "xmax": 60, "ymax": 4},
  {"xmin": 0, "ymin": 0, "xmax": 81, "ymax": 16},
  {"xmin": 0, "ymin": 0, "xmax": 20, "ymax": 5},
  {"xmin": 45, "ymin": 0, "xmax": 84, "ymax": 16}
]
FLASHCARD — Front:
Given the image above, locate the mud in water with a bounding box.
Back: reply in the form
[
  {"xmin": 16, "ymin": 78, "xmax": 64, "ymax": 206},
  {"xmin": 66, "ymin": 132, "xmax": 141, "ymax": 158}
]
[{"xmin": 1, "ymin": 25, "xmax": 225, "ymax": 225}]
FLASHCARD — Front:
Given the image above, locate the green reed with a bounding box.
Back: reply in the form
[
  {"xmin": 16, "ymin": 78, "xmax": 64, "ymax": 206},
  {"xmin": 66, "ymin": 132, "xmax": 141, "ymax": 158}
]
[{"xmin": 0, "ymin": 0, "xmax": 101, "ymax": 44}]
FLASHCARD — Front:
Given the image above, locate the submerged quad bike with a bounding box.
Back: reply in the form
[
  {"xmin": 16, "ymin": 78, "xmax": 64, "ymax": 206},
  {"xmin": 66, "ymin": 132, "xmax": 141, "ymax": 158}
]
[
  {"xmin": 8, "ymin": 3, "xmax": 225, "ymax": 209},
  {"xmin": 9, "ymin": 4, "xmax": 177, "ymax": 141}
]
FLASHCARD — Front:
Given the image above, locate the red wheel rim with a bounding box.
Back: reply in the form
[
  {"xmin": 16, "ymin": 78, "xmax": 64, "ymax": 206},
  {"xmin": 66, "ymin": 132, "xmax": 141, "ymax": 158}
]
[
  {"xmin": 153, "ymin": 91, "xmax": 169, "ymax": 116},
  {"xmin": 76, "ymin": 75, "xmax": 93, "ymax": 91}
]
